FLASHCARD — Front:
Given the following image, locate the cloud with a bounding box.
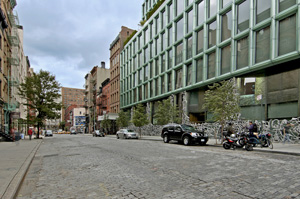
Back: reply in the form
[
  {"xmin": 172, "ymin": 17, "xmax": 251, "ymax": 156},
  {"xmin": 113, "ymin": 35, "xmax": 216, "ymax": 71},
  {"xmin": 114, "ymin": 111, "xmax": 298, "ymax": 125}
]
[{"xmin": 16, "ymin": 0, "xmax": 141, "ymax": 88}]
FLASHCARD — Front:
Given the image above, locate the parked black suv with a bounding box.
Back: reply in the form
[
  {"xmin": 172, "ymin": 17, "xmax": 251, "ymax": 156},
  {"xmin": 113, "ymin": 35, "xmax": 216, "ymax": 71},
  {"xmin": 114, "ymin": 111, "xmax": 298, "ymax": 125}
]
[{"xmin": 161, "ymin": 124, "xmax": 209, "ymax": 146}]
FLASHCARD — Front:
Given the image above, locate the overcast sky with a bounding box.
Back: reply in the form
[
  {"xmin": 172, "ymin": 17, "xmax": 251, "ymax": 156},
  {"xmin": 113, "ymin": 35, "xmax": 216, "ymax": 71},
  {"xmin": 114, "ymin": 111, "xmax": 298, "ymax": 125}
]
[{"xmin": 15, "ymin": 0, "xmax": 142, "ymax": 89}]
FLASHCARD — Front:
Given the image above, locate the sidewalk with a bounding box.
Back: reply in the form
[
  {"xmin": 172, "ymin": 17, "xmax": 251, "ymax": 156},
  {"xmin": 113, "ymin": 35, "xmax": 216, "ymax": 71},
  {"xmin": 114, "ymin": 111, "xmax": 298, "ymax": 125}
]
[
  {"xmin": 137, "ymin": 135, "xmax": 300, "ymax": 156},
  {"xmin": 0, "ymin": 136, "xmax": 42, "ymax": 199}
]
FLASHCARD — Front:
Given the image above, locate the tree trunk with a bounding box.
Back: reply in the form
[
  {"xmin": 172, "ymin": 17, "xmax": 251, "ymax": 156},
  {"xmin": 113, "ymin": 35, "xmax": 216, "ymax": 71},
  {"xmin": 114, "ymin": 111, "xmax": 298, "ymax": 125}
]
[{"xmin": 37, "ymin": 123, "xmax": 40, "ymax": 139}]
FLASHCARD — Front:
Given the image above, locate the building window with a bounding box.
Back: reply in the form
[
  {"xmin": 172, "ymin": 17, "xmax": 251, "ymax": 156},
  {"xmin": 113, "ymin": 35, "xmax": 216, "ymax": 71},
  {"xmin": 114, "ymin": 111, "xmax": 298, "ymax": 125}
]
[
  {"xmin": 155, "ymin": 78, "xmax": 159, "ymax": 95},
  {"xmin": 256, "ymin": 0, "xmax": 271, "ymax": 24},
  {"xmin": 156, "ymin": 37, "xmax": 160, "ymax": 55},
  {"xmin": 237, "ymin": 0, "xmax": 250, "ymax": 33},
  {"xmin": 208, "ymin": 0, "xmax": 217, "ymax": 18},
  {"xmin": 145, "ymin": 28, "xmax": 150, "ymax": 45},
  {"xmin": 155, "ymin": 16, "xmax": 159, "ymax": 35},
  {"xmin": 134, "ymin": 89, "xmax": 137, "ymax": 103},
  {"xmin": 279, "ymin": 15, "xmax": 296, "ymax": 56},
  {"xmin": 177, "ymin": 0, "xmax": 184, "ymax": 16},
  {"xmin": 161, "ymin": 54, "xmax": 166, "ymax": 72},
  {"xmin": 187, "ymin": 9, "xmax": 193, "ymax": 33},
  {"xmin": 150, "ymin": 81, "xmax": 153, "ymax": 97},
  {"xmin": 222, "ymin": 0, "xmax": 231, "ymax": 8},
  {"xmin": 255, "ymin": 26, "xmax": 270, "ymax": 63},
  {"xmin": 168, "ymin": 3, "xmax": 174, "ymax": 23},
  {"xmin": 152, "ymin": 21, "xmax": 156, "ymax": 38},
  {"xmin": 144, "ymin": 84, "xmax": 148, "ymax": 99},
  {"xmin": 208, "ymin": 20, "xmax": 217, "ymax": 48},
  {"xmin": 221, "ymin": 10, "xmax": 232, "ymax": 42},
  {"xmin": 161, "ymin": 32, "xmax": 166, "ymax": 51},
  {"xmin": 139, "ymin": 86, "xmax": 142, "ymax": 101},
  {"xmin": 155, "ymin": 58, "xmax": 159, "ymax": 76},
  {"xmin": 176, "ymin": 42, "xmax": 183, "ymax": 65},
  {"xmin": 161, "ymin": 76, "xmax": 165, "ymax": 94},
  {"xmin": 207, "ymin": 52, "xmax": 216, "ymax": 79},
  {"xmin": 176, "ymin": 18, "xmax": 184, "ymax": 41},
  {"xmin": 197, "ymin": 29, "xmax": 204, "ymax": 54},
  {"xmin": 221, "ymin": 45, "xmax": 231, "ymax": 75},
  {"xmin": 186, "ymin": 64, "xmax": 192, "ymax": 86},
  {"xmin": 168, "ymin": 73, "xmax": 172, "ymax": 91},
  {"xmin": 186, "ymin": 36, "xmax": 193, "ymax": 60},
  {"xmin": 168, "ymin": 49, "xmax": 173, "ymax": 69},
  {"xmin": 167, "ymin": 28, "xmax": 172, "ymax": 48},
  {"xmin": 144, "ymin": 47, "xmax": 149, "ymax": 63},
  {"xmin": 236, "ymin": 36, "xmax": 249, "ymax": 69},
  {"xmin": 279, "ymin": 0, "xmax": 296, "ymax": 12},
  {"xmin": 197, "ymin": 1, "xmax": 204, "ymax": 26},
  {"xmin": 161, "ymin": 10, "xmax": 166, "ymax": 29},
  {"xmin": 196, "ymin": 58, "xmax": 203, "ymax": 82},
  {"xmin": 150, "ymin": 61, "xmax": 153, "ymax": 78},
  {"xmin": 144, "ymin": 65, "xmax": 149, "ymax": 81},
  {"xmin": 175, "ymin": 68, "xmax": 183, "ymax": 89}
]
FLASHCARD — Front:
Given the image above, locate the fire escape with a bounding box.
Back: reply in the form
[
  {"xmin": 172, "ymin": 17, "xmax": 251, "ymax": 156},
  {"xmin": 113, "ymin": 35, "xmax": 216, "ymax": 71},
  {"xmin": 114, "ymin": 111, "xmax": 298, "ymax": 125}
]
[{"xmin": 4, "ymin": 10, "xmax": 20, "ymax": 134}]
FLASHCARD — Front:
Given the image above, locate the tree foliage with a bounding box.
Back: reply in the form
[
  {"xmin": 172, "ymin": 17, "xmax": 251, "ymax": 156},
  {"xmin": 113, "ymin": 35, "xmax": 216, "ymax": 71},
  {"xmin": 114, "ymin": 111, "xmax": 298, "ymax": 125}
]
[
  {"xmin": 101, "ymin": 115, "xmax": 111, "ymax": 134},
  {"xmin": 202, "ymin": 79, "xmax": 240, "ymax": 142},
  {"xmin": 116, "ymin": 110, "xmax": 130, "ymax": 128},
  {"xmin": 132, "ymin": 104, "xmax": 149, "ymax": 137},
  {"xmin": 18, "ymin": 70, "xmax": 62, "ymax": 138},
  {"xmin": 154, "ymin": 98, "xmax": 182, "ymax": 125}
]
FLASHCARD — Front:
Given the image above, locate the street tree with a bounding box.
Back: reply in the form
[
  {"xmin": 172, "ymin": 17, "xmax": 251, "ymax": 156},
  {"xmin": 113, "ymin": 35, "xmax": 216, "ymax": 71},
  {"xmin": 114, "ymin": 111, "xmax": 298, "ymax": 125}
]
[
  {"xmin": 154, "ymin": 98, "xmax": 182, "ymax": 125},
  {"xmin": 131, "ymin": 103, "xmax": 149, "ymax": 138},
  {"xmin": 116, "ymin": 110, "xmax": 130, "ymax": 129},
  {"xmin": 18, "ymin": 70, "xmax": 62, "ymax": 138},
  {"xmin": 101, "ymin": 114, "xmax": 111, "ymax": 134},
  {"xmin": 202, "ymin": 79, "xmax": 240, "ymax": 143}
]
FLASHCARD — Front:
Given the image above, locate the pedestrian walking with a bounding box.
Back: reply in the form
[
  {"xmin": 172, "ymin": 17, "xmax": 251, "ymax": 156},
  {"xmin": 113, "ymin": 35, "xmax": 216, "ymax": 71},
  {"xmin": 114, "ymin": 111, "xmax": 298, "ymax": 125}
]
[
  {"xmin": 283, "ymin": 122, "xmax": 293, "ymax": 144},
  {"xmin": 28, "ymin": 128, "xmax": 33, "ymax": 140}
]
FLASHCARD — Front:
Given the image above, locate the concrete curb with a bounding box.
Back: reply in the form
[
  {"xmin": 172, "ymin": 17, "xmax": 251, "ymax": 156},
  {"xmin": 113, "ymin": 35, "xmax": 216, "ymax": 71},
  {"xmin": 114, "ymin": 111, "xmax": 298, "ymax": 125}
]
[{"xmin": 2, "ymin": 140, "xmax": 42, "ymax": 199}]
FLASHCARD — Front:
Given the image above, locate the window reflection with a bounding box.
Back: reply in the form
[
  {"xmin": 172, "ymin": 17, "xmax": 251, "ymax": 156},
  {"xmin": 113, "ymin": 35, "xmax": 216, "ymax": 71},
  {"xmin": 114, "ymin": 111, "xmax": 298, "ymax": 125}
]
[
  {"xmin": 256, "ymin": 0, "xmax": 271, "ymax": 24},
  {"xmin": 279, "ymin": 15, "xmax": 296, "ymax": 56},
  {"xmin": 186, "ymin": 36, "xmax": 193, "ymax": 60},
  {"xmin": 237, "ymin": 0, "xmax": 250, "ymax": 33},
  {"xmin": 186, "ymin": 64, "xmax": 193, "ymax": 86},
  {"xmin": 197, "ymin": 1, "xmax": 204, "ymax": 26},
  {"xmin": 176, "ymin": 42, "xmax": 183, "ymax": 65},
  {"xmin": 208, "ymin": 0, "xmax": 217, "ymax": 18},
  {"xmin": 176, "ymin": 18, "xmax": 184, "ymax": 41},
  {"xmin": 221, "ymin": 45, "xmax": 231, "ymax": 75},
  {"xmin": 207, "ymin": 52, "xmax": 216, "ymax": 79},
  {"xmin": 222, "ymin": 0, "xmax": 231, "ymax": 8},
  {"xmin": 237, "ymin": 36, "xmax": 249, "ymax": 69},
  {"xmin": 187, "ymin": 9, "xmax": 193, "ymax": 33},
  {"xmin": 197, "ymin": 29, "xmax": 204, "ymax": 54},
  {"xmin": 208, "ymin": 21, "xmax": 217, "ymax": 48},
  {"xmin": 255, "ymin": 27, "xmax": 270, "ymax": 63},
  {"xmin": 177, "ymin": 0, "xmax": 184, "ymax": 16},
  {"xmin": 196, "ymin": 58, "xmax": 203, "ymax": 82},
  {"xmin": 279, "ymin": 0, "xmax": 296, "ymax": 12},
  {"xmin": 221, "ymin": 10, "xmax": 232, "ymax": 41},
  {"xmin": 176, "ymin": 68, "xmax": 183, "ymax": 89}
]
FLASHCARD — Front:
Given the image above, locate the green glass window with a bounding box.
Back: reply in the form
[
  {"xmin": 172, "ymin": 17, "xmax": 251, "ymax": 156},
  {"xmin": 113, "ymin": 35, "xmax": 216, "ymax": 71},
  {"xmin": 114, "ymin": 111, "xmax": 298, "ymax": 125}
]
[
  {"xmin": 150, "ymin": 81, "xmax": 153, "ymax": 97},
  {"xmin": 155, "ymin": 38, "xmax": 159, "ymax": 55},
  {"xmin": 144, "ymin": 84, "xmax": 148, "ymax": 99},
  {"xmin": 161, "ymin": 76, "xmax": 165, "ymax": 94},
  {"xmin": 207, "ymin": 52, "xmax": 216, "ymax": 79},
  {"xmin": 237, "ymin": 0, "xmax": 250, "ymax": 33},
  {"xmin": 279, "ymin": 15, "xmax": 296, "ymax": 56},
  {"xmin": 176, "ymin": 68, "xmax": 183, "ymax": 89},
  {"xmin": 208, "ymin": 0, "xmax": 217, "ymax": 18},
  {"xmin": 155, "ymin": 58, "xmax": 159, "ymax": 76},
  {"xmin": 196, "ymin": 58, "xmax": 203, "ymax": 82},
  {"xmin": 186, "ymin": 63, "xmax": 193, "ymax": 86},
  {"xmin": 222, "ymin": 0, "xmax": 231, "ymax": 8},
  {"xmin": 161, "ymin": 32, "xmax": 166, "ymax": 51},
  {"xmin": 279, "ymin": 0, "xmax": 296, "ymax": 12},
  {"xmin": 168, "ymin": 49, "xmax": 173, "ymax": 69},
  {"xmin": 138, "ymin": 52, "xmax": 142, "ymax": 67},
  {"xmin": 150, "ymin": 61, "xmax": 153, "ymax": 78},
  {"xmin": 134, "ymin": 73, "xmax": 138, "ymax": 86},
  {"xmin": 155, "ymin": 16, "xmax": 159, "ymax": 35},
  {"xmin": 177, "ymin": 0, "xmax": 184, "ymax": 16},
  {"xmin": 176, "ymin": 18, "xmax": 184, "ymax": 41},
  {"xmin": 161, "ymin": 54, "xmax": 166, "ymax": 72},
  {"xmin": 221, "ymin": 10, "xmax": 232, "ymax": 41},
  {"xmin": 186, "ymin": 36, "xmax": 193, "ymax": 60},
  {"xmin": 145, "ymin": 28, "xmax": 149, "ymax": 45},
  {"xmin": 197, "ymin": 1, "xmax": 204, "ymax": 26},
  {"xmin": 144, "ymin": 47, "xmax": 149, "ymax": 63},
  {"xmin": 208, "ymin": 21, "xmax": 217, "ymax": 48},
  {"xmin": 236, "ymin": 36, "xmax": 249, "ymax": 70},
  {"xmin": 150, "ymin": 23, "xmax": 153, "ymax": 39},
  {"xmin": 168, "ymin": 26, "xmax": 173, "ymax": 46},
  {"xmin": 161, "ymin": 10, "xmax": 166, "ymax": 29},
  {"xmin": 139, "ymin": 86, "xmax": 142, "ymax": 101},
  {"xmin": 152, "ymin": 21, "xmax": 156, "ymax": 37},
  {"xmin": 156, "ymin": 78, "xmax": 159, "ymax": 95},
  {"xmin": 256, "ymin": 0, "xmax": 271, "ymax": 24},
  {"xmin": 168, "ymin": 73, "xmax": 172, "ymax": 91},
  {"xmin": 176, "ymin": 42, "xmax": 183, "ymax": 65},
  {"xmin": 138, "ymin": 69, "xmax": 143, "ymax": 84},
  {"xmin": 221, "ymin": 45, "xmax": 231, "ymax": 75},
  {"xmin": 255, "ymin": 26, "xmax": 270, "ymax": 63},
  {"xmin": 144, "ymin": 65, "xmax": 149, "ymax": 81},
  {"xmin": 169, "ymin": 3, "xmax": 174, "ymax": 23},
  {"xmin": 187, "ymin": 0, "xmax": 193, "ymax": 6},
  {"xmin": 197, "ymin": 29, "xmax": 204, "ymax": 54},
  {"xmin": 150, "ymin": 42, "xmax": 153, "ymax": 58},
  {"xmin": 187, "ymin": 9, "xmax": 193, "ymax": 33},
  {"xmin": 134, "ymin": 40, "xmax": 137, "ymax": 54}
]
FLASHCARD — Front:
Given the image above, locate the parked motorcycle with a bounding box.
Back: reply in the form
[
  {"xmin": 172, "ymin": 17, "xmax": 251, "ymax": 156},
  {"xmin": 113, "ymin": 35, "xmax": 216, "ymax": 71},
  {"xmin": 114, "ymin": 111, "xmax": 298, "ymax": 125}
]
[{"xmin": 223, "ymin": 134, "xmax": 239, "ymax": 150}]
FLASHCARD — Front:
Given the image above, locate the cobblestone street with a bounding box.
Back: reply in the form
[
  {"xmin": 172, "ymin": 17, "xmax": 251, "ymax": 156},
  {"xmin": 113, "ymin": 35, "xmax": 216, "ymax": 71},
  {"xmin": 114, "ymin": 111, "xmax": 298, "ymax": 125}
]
[{"xmin": 17, "ymin": 134, "xmax": 300, "ymax": 199}]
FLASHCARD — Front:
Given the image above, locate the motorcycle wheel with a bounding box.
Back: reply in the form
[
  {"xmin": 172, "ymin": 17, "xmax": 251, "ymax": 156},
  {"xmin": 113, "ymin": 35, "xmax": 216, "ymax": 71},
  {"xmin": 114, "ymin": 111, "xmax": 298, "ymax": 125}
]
[
  {"xmin": 267, "ymin": 140, "xmax": 273, "ymax": 149},
  {"xmin": 238, "ymin": 139, "xmax": 245, "ymax": 147},
  {"xmin": 223, "ymin": 142, "xmax": 231, "ymax": 150},
  {"xmin": 245, "ymin": 144, "xmax": 253, "ymax": 151}
]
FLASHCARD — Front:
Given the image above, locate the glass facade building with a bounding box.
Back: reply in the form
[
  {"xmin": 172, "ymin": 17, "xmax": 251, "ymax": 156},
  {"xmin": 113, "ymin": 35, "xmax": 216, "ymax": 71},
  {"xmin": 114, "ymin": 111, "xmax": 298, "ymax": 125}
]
[{"xmin": 121, "ymin": 0, "xmax": 300, "ymax": 122}]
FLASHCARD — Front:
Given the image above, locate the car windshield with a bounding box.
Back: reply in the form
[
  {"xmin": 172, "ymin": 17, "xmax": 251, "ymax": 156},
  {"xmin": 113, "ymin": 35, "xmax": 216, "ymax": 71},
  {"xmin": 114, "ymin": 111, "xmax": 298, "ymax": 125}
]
[
  {"xmin": 181, "ymin": 125, "xmax": 196, "ymax": 131},
  {"xmin": 127, "ymin": 130, "xmax": 134, "ymax": 132}
]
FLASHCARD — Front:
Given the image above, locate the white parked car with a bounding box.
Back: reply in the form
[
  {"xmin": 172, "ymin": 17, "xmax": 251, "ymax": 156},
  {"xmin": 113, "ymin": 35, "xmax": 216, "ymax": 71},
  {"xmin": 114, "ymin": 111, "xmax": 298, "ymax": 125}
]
[
  {"xmin": 45, "ymin": 130, "xmax": 53, "ymax": 137},
  {"xmin": 116, "ymin": 129, "xmax": 139, "ymax": 139}
]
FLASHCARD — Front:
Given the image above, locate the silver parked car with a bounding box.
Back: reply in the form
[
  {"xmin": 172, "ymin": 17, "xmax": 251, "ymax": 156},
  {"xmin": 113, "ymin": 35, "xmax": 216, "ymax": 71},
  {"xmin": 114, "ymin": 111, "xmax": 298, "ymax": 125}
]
[{"xmin": 116, "ymin": 129, "xmax": 139, "ymax": 139}]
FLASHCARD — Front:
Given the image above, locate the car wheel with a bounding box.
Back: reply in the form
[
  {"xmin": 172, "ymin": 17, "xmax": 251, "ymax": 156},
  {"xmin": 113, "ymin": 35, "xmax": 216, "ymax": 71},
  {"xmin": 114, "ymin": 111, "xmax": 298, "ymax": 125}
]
[
  {"xmin": 183, "ymin": 136, "xmax": 190, "ymax": 146},
  {"xmin": 163, "ymin": 134, "xmax": 169, "ymax": 143},
  {"xmin": 199, "ymin": 142, "xmax": 206, "ymax": 146}
]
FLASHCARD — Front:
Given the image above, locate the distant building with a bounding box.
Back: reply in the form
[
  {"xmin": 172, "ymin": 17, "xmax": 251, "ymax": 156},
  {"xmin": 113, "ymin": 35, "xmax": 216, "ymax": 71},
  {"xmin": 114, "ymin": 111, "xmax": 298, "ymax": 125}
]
[
  {"xmin": 61, "ymin": 87, "xmax": 85, "ymax": 123},
  {"xmin": 84, "ymin": 62, "xmax": 110, "ymax": 133},
  {"xmin": 109, "ymin": 26, "xmax": 136, "ymax": 114}
]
